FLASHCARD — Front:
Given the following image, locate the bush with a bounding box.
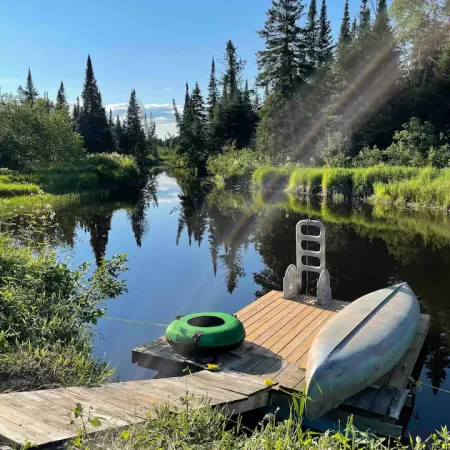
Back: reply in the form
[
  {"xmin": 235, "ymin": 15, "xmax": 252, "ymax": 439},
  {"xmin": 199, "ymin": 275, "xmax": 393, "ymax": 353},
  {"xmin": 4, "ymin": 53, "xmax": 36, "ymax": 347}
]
[
  {"xmin": 322, "ymin": 168, "xmax": 353, "ymax": 196},
  {"xmin": 321, "ymin": 131, "xmax": 352, "ymax": 168},
  {"xmin": 207, "ymin": 144, "xmax": 271, "ymax": 184},
  {"xmin": 0, "ymin": 94, "xmax": 84, "ymax": 169},
  {"xmin": 353, "ymin": 146, "xmax": 384, "ymax": 167},
  {"xmin": 428, "ymin": 144, "xmax": 450, "ymax": 168}
]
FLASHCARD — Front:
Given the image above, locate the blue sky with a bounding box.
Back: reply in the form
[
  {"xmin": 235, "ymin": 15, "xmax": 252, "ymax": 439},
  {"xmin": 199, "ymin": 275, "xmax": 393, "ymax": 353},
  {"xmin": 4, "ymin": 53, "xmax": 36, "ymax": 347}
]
[{"xmin": 0, "ymin": 0, "xmax": 360, "ymax": 137}]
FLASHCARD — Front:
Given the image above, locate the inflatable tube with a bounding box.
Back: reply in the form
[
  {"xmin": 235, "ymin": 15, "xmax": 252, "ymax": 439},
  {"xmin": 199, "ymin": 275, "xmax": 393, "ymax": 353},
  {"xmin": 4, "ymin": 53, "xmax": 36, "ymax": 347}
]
[{"xmin": 166, "ymin": 312, "xmax": 245, "ymax": 355}]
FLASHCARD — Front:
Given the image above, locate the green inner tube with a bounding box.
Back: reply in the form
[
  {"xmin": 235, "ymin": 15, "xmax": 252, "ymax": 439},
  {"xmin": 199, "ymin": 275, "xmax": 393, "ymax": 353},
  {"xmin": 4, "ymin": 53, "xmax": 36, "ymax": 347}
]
[{"xmin": 166, "ymin": 312, "xmax": 246, "ymax": 355}]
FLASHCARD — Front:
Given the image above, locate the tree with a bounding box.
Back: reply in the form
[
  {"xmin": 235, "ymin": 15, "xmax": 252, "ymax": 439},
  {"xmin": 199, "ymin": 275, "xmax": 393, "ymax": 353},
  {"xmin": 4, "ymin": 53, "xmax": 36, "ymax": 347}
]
[
  {"xmin": 358, "ymin": 0, "xmax": 371, "ymax": 37},
  {"xmin": 79, "ymin": 55, "xmax": 114, "ymax": 153},
  {"xmin": 207, "ymin": 57, "xmax": 219, "ymax": 120},
  {"xmin": 55, "ymin": 81, "xmax": 69, "ymax": 113},
  {"xmin": 305, "ymin": 0, "xmax": 319, "ymax": 71},
  {"xmin": 121, "ymin": 89, "xmax": 147, "ymax": 168},
  {"xmin": 17, "ymin": 69, "xmax": 39, "ymax": 105},
  {"xmin": 223, "ymin": 40, "xmax": 244, "ymax": 101},
  {"xmin": 72, "ymin": 96, "xmax": 82, "ymax": 132},
  {"xmin": 257, "ymin": 0, "xmax": 307, "ymax": 95},
  {"xmin": 317, "ymin": 0, "xmax": 334, "ymax": 67},
  {"xmin": 337, "ymin": 0, "xmax": 351, "ymax": 52},
  {"xmin": 115, "ymin": 115, "xmax": 124, "ymax": 148},
  {"xmin": 144, "ymin": 113, "xmax": 158, "ymax": 158}
]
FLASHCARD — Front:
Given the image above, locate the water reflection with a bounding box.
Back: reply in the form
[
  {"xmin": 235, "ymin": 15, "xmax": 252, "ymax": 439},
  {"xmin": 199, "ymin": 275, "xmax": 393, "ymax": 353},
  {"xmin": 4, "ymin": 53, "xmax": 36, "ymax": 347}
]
[{"xmin": 1, "ymin": 171, "xmax": 450, "ymax": 433}]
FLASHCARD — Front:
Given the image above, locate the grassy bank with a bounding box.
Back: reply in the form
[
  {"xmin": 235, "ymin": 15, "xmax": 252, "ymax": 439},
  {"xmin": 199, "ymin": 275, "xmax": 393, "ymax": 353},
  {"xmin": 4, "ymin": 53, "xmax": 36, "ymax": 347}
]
[
  {"xmin": 211, "ymin": 158, "xmax": 450, "ymax": 210},
  {"xmin": 71, "ymin": 400, "xmax": 449, "ymax": 450}
]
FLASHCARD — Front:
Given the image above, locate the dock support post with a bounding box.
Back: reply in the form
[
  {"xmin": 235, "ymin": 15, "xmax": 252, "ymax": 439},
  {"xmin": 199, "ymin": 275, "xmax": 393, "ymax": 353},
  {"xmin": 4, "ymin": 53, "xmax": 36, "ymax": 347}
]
[{"xmin": 283, "ymin": 220, "xmax": 331, "ymax": 303}]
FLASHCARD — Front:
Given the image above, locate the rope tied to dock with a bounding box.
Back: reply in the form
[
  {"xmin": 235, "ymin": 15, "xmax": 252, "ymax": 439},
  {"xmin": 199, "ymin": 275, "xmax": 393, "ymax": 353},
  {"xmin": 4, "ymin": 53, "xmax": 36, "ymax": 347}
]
[{"xmin": 103, "ymin": 316, "xmax": 169, "ymax": 327}]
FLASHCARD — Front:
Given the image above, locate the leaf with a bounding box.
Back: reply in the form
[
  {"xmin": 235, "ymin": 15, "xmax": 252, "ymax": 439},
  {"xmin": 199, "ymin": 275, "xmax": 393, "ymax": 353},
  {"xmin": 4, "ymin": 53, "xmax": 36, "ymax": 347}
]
[
  {"xmin": 89, "ymin": 417, "xmax": 102, "ymax": 427},
  {"xmin": 120, "ymin": 430, "xmax": 131, "ymax": 440}
]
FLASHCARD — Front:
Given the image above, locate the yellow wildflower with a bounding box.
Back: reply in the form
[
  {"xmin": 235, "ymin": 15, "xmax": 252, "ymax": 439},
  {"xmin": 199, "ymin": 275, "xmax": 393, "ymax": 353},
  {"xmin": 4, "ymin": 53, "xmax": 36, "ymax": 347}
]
[
  {"xmin": 206, "ymin": 363, "xmax": 220, "ymax": 371},
  {"xmin": 264, "ymin": 379, "xmax": 275, "ymax": 387}
]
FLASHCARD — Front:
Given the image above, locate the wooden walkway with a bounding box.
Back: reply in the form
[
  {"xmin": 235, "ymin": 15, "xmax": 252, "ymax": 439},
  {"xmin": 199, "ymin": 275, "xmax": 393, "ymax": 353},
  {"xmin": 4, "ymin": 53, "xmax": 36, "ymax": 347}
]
[
  {"xmin": 0, "ymin": 371, "xmax": 271, "ymax": 447},
  {"xmin": 133, "ymin": 290, "xmax": 430, "ymax": 437}
]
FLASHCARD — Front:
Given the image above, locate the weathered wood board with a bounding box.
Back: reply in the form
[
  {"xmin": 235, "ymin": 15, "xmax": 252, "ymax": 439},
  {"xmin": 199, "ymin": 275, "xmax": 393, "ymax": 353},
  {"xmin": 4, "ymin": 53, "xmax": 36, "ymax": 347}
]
[{"xmin": 0, "ymin": 371, "xmax": 270, "ymax": 448}]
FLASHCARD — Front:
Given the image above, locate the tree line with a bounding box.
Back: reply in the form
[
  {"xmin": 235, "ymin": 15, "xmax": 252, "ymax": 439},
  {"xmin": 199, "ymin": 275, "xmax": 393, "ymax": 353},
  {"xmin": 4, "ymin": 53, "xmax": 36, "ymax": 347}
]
[
  {"xmin": 174, "ymin": 0, "xmax": 450, "ymax": 170},
  {"xmin": 3, "ymin": 55, "xmax": 159, "ymax": 170}
]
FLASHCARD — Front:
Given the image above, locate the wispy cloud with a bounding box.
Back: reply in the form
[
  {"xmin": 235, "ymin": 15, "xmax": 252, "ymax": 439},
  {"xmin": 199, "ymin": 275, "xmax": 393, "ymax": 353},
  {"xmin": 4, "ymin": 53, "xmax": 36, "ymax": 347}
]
[
  {"xmin": 104, "ymin": 102, "xmax": 179, "ymax": 138},
  {"xmin": 164, "ymin": 88, "xmax": 171, "ymax": 91}
]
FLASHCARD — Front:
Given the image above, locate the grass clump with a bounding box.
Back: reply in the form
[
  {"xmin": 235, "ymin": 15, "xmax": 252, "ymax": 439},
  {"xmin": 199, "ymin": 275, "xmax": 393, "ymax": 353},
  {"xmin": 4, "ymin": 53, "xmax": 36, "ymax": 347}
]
[
  {"xmin": 70, "ymin": 400, "xmax": 450, "ymax": 450},
  {"xmin": 252, "ymin": 164, "xmax": 295, "ymax": 189},
  {"xmin": 0, "ymin": 181, "xmax": 41, "ymax": 197},
  {"xmin": 288, "ymin": 167, "xmax": 324, "ymax": 194},
  {"xmin": 373, "ymin": 169, "xmax": 450, "ymax": 209},
  {"xmin": 322, "ymin": 168, "xmax": 353, "ymax": 197}
]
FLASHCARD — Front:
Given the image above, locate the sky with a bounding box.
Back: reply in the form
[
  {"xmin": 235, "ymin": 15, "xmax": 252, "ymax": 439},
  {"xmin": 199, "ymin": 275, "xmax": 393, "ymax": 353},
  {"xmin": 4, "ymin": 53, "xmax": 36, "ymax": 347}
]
[{"xmin": 0, "ymin": 0, "xmax": 360, "ymax": 137}]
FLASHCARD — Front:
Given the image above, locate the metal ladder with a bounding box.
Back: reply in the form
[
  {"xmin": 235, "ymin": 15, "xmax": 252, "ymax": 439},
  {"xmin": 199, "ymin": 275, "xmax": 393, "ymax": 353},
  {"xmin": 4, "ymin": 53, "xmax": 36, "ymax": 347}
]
[{"xmin": 282, "ymin": 219, "xmax": 332, "ymax": 304}]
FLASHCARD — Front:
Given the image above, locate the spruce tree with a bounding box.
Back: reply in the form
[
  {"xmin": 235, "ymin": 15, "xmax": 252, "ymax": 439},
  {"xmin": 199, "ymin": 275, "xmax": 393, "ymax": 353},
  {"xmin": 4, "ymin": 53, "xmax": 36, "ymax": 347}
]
[
  {"xmin": 358, "ymin": 0, "xmax": 371, "ymax": 36},
  {"xmin": 121, "ymin": 89, "xmax": 146, "ymax": 162},
  {"xmin": 351, "ymin": 18, "xmax": 358, "ymax": 40},
  {"xmin": 79, "ymin": 55, "xmax": 114, "ymax": 153},
  {"xmin": 257, "ymin": 0, "xmax": 307, "ymax": 95},
  {"xmin": 115, "ymin": 115, "xmax": 124, "ymax": 149},
  {"xmin": 207, "ymin": 57, "xmax": 219, "ymax": 120},
  {"xmin": 317, "ymin": 0, "xmax": 334, "ymax": 67},
  {"xmin": 108, "ymin": 109, "xmax": 114, "ymax": 128},
  {"xmin": 191, "ymin": 82, "xmax": 207, "ymax": 125},
  {"xmin": 72, "ymin": 96, "xmax": 82, "ymax": 132},
  {"xmin": 338, "ymin": 0, "xmax": 351, "ymax": 51},
  {"xmin": 305, "ymin": 0, "xmax": 319, "ymax": 70},
  {"xmin": 18, "ymin": 69, "xmax": 39, "ymax": 105},
  {"xmin": 223, "ymin": 40, "xmax": 243, "ymax": 101},
  {"xmin": 55, "ymin": 81, "xmax": 69, "ymax": 113},
  {"xmin": 183, "ymin": 82, "xmax": 191, "ymax": 117}
]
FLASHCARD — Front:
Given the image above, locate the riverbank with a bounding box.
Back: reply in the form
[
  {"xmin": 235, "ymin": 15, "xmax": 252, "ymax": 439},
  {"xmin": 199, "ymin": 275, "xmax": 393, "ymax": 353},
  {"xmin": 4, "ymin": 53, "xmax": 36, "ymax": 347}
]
[{"xmin": 209, "ymin": 158, "xmax": 450, "ymax": 211}]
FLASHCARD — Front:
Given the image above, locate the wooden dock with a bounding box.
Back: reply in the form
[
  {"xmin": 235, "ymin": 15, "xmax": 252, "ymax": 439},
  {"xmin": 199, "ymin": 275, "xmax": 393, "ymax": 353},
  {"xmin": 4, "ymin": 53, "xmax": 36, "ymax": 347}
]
[
  {"xmin": 0, "ymin": 371, "xmax": 271, "ymax": 447},
  {"xmin": 133, "ymin": 290, "xmax": 430, "ymax": 437}
]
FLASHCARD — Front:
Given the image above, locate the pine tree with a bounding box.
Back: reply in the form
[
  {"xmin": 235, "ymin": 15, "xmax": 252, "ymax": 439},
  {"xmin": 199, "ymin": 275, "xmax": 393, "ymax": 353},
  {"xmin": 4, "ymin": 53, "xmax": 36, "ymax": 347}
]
[
  {"xmin": 183, "ymin": 82, "xmax": 191, "ymax": 117},
  {"xmin": 55, "ymin": 81, "xmax": 69, "ymax": 113},
  {"xmin": 115, "ymin": 115, "xmax": 124, "ymax": 149},
  {"xmin": 144, "ymin": 113, "xmax": 158, "ymax": 158},
  {"xmin": 18, "ymin": 68, "xmax": 39, "ymax": 105},
  {"xmin": 121, "ymin": 89, "xmax": 147, "ymax": 163},
  {"xmin": 257, "ymin": 0, "xmax": 307, "ymax": 95},
  {"xmin": 351, "ymin": 18, "xmax": 358, "ymax": 40},
  {"xmin": 72, "ymin": 96, "xmax": 82, "ymax": 132},
  {"xmin": 207, "ymin": 57, "xmax": 219, "ymax": 120},
  {"xmin": 191, "ymin": 82, "xmax": 207, "ymax": 125},
  {"xmin": 305, "ymin": 0, "xmax": 319, "ymax": 70},
  {"xmin": 79, "ymin": 55, "xmax": 114, "ymax": 153},
  {"xmin": 223, "ymin": 40, "xmax": 243, "ymax": 101},
  {"xmin": 338, "ymin": 0, "xmax": 351, "ymax": 51},
  {"xmin": 317, "ymin": 0, "xmax": 334, "ymax": 66},
  {"xmin": 358, "ymin": 0, "xmax": 371, "ymax": 36}
]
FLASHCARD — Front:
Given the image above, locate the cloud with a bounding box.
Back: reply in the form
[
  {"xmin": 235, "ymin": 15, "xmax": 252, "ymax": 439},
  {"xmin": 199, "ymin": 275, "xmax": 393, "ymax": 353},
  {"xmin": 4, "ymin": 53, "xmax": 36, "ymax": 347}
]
[
  {"xmin": 164, "ymin": 88, "xmax": 171, "ymax": 91},
  {"xmin": 105, "ymin": 102, "xmax": 179, "ymax": 138}
]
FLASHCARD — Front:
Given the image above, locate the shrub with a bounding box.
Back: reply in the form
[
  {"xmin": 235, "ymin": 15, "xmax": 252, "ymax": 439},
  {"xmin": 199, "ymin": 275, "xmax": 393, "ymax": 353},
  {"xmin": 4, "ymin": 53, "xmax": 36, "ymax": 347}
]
[
  {"xmin": 428, "ymin": 144, "xmax": 450, "ymax": 168},
  {"xmin": 0, "ymin": 94, "xmax": 84, "ymax": 169},
  {"xmin": 353, "ymin": 146, "xmax": 384, "ymax": 167},
  {"xmin": 207, "ymin": 144, "xmax": 271, "ymax": 184}
]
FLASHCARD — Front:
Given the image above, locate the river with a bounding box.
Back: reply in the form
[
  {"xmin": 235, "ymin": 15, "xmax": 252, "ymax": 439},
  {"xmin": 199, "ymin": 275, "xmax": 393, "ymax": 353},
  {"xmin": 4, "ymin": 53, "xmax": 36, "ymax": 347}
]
[{"xmin": 45, "ymin": 171, "xmax": 450, "ymax": 436}]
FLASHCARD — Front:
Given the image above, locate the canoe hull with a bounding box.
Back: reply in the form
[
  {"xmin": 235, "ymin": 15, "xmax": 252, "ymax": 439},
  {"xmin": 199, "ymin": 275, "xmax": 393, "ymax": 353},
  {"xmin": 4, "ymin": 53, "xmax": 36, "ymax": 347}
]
[{"xmin": 305, "ymin": 283, "xmax": 420, "ymax": 422}]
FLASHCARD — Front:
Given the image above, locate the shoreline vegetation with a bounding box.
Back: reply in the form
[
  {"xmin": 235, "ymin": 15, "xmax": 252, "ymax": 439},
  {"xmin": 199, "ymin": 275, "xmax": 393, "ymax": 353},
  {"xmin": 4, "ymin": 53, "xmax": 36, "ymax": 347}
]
[{"xmin": 207, "ymin": 156, "xmax": 450, "ymax": 211}]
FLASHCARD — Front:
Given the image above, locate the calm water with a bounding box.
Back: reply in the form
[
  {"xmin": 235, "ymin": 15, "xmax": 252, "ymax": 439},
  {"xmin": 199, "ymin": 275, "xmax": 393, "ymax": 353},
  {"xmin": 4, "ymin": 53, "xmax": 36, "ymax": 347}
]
[{"xmin": 21, "ymin": 171, "xmax": 450, "ymax": 436}]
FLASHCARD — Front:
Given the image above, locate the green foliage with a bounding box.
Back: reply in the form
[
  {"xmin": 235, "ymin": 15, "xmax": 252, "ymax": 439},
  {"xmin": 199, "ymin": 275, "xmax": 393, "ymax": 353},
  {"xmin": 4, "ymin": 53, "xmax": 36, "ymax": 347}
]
[
  {"xmin": 353, "ymin": 146, "xmax": 384, "ymax": 167},
  {"xmin": 373, "ymin": 169, "xmax": 450, "ymax": 208},
  {"xmin": 252, "ymin": 165, "xmax": 295, "ymax": 189},
  {"xmin": 383, "ymin": 118, "xmax": 439, "ymax": 166},
  {"xmin": 321, "ymin": 132, "xmax": 352, "ymax": 167},
  {"xmin": 55, "ymin": 81, "xmax": 69, "ymax": 114},
  {"xmin": 17, "ymin": 69, "xmax": 39, "ymax": 105},
  {"xmin": 0, "ymin": 94, "xmax": 85, "ymax": 169},
  {"xmin": 288, "ymin": 167, "xmax": 324, "ymax": 194},
  {"xmin": 79, "ymin": 55, "xmax": 114, "ymax": 154},
  {"xmin": 71, "ymin": 399, "xmax": 450, "ymax": 450},
  {"xmin": 0, "ymin": 180, "xmax": 41, "ymax": 197},
  {"xmin": 0, "ymin": 343, "xmax": 113, "ymax": 392},
  {"xmin": 206, "ymin": 145, "xmax": 271, "ymax": 184}
]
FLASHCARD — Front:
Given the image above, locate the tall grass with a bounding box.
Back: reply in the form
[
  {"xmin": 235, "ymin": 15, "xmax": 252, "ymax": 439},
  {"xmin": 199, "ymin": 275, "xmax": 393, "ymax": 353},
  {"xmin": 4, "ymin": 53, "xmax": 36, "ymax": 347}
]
[
  {"xmin": 373, "ymin": 170, "xmax": 450, "ymax": 208},
  {"xmin": 70, "ymin": 400, "xmax": 450, "ymax": 450},
  {"xmin": 252, "ymin": 165, "xmax": 295, "ymax": 189},
  {"xmin": 288, "ymin": 167, "xmax": 324, "ymax": 194}
]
